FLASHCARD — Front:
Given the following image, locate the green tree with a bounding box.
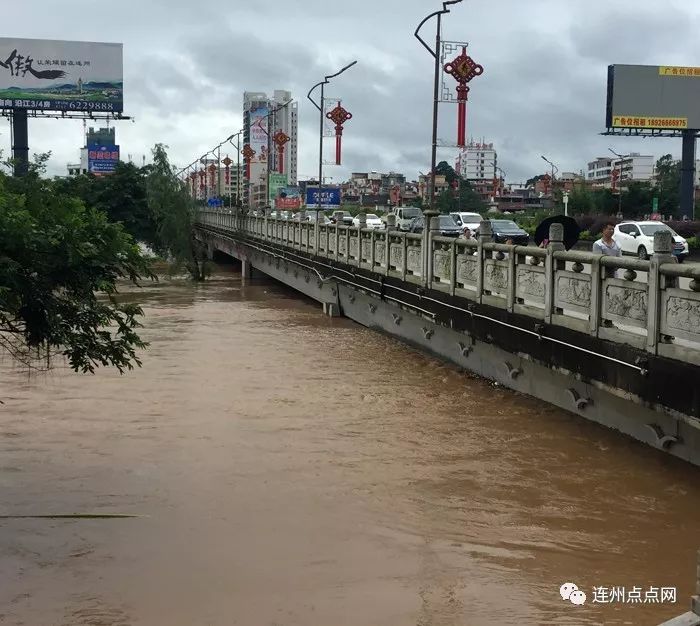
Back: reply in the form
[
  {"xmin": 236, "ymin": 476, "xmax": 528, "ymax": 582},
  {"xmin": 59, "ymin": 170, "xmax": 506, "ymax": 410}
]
[
  {"xmin": 591, "ymin": 188, "xmax": 618, "ymax": 214},
  {"xmin": 655, "ymin": 154, "xmax": 681, "ymax": 216},
  {"xmin": 621, "ymin": 181, "xmax": 654, "ymax": 217},
  {"xmin": 435, "ymin": 161, "xmax": 459, "ymax": 186},
  {"xmin": 0, "ymin": 157, "xmax": 153, "ymax": 372},
  {"xmin": 568, "ymin": 185, "xmax": 594, "ymax": 214},
  {"xmin": 526, "ymin": 174, "xmax": 547, "ymax": 188},
  {"xmin": 55, "ymin": 163, "xmax": 158, "ymax": 248},
  {"xmin": 146, "ymin": 144, "xmax": 207, "ymax": 280}
]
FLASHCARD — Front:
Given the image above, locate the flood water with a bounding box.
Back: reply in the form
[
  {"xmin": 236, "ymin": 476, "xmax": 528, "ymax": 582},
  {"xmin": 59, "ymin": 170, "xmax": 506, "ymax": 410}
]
[{"xmin": 1, "ymin": 265, "xmax": 699, "ymax": 626}]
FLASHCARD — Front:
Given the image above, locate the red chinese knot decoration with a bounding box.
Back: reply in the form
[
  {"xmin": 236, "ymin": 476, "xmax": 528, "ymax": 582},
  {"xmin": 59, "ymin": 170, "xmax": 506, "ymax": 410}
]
[
  {"xmin": 208, "ymin": 163, "xmax": 217, "ymax": 193},
  {"xmin": 242, "ymin": 144, "xmax": 255, "ymax": 180},
  {"xmin": 273, "ymin": 130, "xmax": 290, "ymax": 174},
  {"xmin": 325, "ymin": 104, "xmax": 352, "ymax": 165},
  {"xmin": 443, "ymin": 46, "xmax": 484, "ymax": 147},
  {"xmin": 223, "ymin": 156, "xmax": 232, "ymax": 185}
]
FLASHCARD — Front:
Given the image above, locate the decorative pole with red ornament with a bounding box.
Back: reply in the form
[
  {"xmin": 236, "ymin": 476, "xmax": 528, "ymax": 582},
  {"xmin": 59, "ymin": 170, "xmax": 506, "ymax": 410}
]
[
  {"xmin": 208, "ymin": 163, "xmax": 217, "ymax": 199},
  {"xmin": 414, "ymin": 0, "xmax": 464, "ymax": 213},
  {"xmin": 273, "ymin": 130, "xmax": 290, "ymax": 174},
  {"xmin": 307, "ymin": 60, "xmax": 357, "ymax": 222},
  {"xmin": 223, "ymin": 156, "xmax": 232, "ymax": 201},
  {"xmin": 443, "ymin": 45, "xmax": 483, "ymax": 148},
  {"xmin": 325, "ymin": 103, "xmax": 352, "ymax": 166},
  {"xmin": 242, "ymin": 144, "xmax": 255, "ymax": 184},
  {"xmin": 199, "ymin": 168, "xmax": 206, "ymax": 199}
]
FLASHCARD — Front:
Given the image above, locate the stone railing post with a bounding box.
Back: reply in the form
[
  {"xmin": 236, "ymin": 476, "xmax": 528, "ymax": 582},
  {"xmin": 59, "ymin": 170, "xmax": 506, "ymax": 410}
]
[
  {"xmin": 544, "ymin": 223, "xmax": 565, "ymax": 324},
  {"xmin": 422, "ymin": 210, "xmax": 439, "ymax": 286},
  {"xmin": 476, "ymin": 219, "xmax": 493, "ymax": 303},
  {"xmin": 314, "ymin": 214, "xmax": 320, "ymax": 255},
  {"xmin": 296, "ymin": 211, "xmax": 305, "ymax": 251},
  {"xmin": 385, "ymin": 214, "xmax": 397, "ymax": 232},
  {"xmin": 693, "ymin": 548, "xmax": 700, "ymax": 616},
  {"xmin": 357, "ymin": 213, "xmax": 367, "ymax": 268},
  {"xmin": 427, "ymin": 216, "xmax": 440, "ymax": 287},
  {"xmin": 647, "ymin": 230, "xmax": 677, "ymax": 354}
]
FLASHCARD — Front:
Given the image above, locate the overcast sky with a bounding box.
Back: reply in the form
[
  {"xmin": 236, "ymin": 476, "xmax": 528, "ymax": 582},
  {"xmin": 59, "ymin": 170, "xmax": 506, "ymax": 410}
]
[{"xmin": 3, "ymin": 0, "xmax": 700, "ymax": 183}]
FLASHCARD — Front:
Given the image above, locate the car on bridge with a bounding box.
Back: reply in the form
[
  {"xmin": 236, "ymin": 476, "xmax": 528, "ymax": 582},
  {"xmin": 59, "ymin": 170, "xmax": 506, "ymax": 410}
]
[
  {"xmin": 300, "ymin": 211, "xmax": 332, "ymax": 225},
  {"xmin": 614, "ymin": 221, "xmax": 689, "ymax": 261},
  {"xmin": 352, "ymin": 214, "xmax": 383, "ymax": 230},
  {"xmin": 450, "ymin": 212, "xmax": 483, "ymax": 233},
  {"xmin": 407, "ymin": 214, "xmax": 462, "ymax": 237},
  {"xmin": 329, "ymin": 210, "xmax": 354, "ymax": 225},
  {"xmin": 476, "ymin": 219, "xmax": 529, "ymax": 245}
]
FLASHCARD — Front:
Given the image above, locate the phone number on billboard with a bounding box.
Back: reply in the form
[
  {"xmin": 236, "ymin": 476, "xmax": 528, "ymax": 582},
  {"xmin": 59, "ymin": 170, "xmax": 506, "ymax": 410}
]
[
  {"xmin": 3, "ymin": 100, "xmax": 120, "ymax": 111},
  {"xmin": 613, "ymin": 116, "xmax": 688, "ymax": 129}
]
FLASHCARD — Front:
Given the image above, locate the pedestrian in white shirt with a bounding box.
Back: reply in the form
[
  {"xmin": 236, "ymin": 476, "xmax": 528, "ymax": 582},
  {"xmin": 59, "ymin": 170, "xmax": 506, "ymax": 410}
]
[{"xmin": 593, "ymin": 222, "xmax": 621, "ymax": 278}]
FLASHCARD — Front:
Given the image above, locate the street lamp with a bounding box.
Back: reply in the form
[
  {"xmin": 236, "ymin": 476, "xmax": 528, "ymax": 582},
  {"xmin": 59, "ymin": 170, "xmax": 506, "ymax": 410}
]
[
  {"xmin": 609, "ymin": 147, "xmax": 629, "ymax": 217},
  {"xmin": 496, "ymin": 166, "xmax": 506, "ymax": 198},
  {"xmin": 307, "ymin": 61, "xmax": 357, "ymax": 215},
  {"xmin": 415, "ymin": 0, "xmax": 464, "ymax": 212},
  {"xmin": 228, "ymin": 130, "xmax": 244, "ymax": 208},
  {"xmin": 541, "ymin": 155, "xmax": 558, "ymax": 205}
]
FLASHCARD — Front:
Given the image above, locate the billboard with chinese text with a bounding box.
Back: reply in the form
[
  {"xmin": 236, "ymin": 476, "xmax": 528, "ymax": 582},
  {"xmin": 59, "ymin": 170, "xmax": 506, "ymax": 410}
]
[
  {"xmin": 247, "ymin": 102, "xmax": 268, "ymax": 208},
  {"xmin": 305, "ymin": 186, "xmax": 341, "ymax": 208},
  {"xmin": 606, "ymin": 65, "xmax": 700, "ymax": 130},
  {"xmin": 268, "ymin": 173, "xmax": 288, "ymax": 202},
  {"xmin": 88, "ymin": 143, "xmax": 119, "ymax": 175},
  {"xmin": 274, "ymin": 185, "xmax": 301, "ymax": 209},
  {"xmin": 0, "ymin": 37, "xmax": 123, "ymax": 113}
]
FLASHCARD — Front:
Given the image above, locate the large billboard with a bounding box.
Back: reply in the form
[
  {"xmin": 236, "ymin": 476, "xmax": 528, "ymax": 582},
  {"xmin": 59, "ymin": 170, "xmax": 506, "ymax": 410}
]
[
  {"xmin": 305, "ymin": 186, "xmax": 341, "ymax": 208},
  {"xmin": 268, "ymin": 173, "xmax": 288, "ymax": 202},
  {"xmin": 247, "ymin": 102, "xmax": 268, "ymax": 208},
  {"xmin": 606, "ymin": 64, "xmax": 700, "ymax": 130},
  {"xmin": 88, "ymin": 143, "xmax": 119, "ymax": 175},
  {"xmin": 0, "ymin": 37, "xmax": 123, "ymax": 113}
]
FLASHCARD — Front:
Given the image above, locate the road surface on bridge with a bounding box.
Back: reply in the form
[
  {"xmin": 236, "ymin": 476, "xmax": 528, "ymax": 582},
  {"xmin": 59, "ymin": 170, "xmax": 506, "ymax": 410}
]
[{"xmin": 1, "ymin": 265, "xmax": 698, "ymax": 625}]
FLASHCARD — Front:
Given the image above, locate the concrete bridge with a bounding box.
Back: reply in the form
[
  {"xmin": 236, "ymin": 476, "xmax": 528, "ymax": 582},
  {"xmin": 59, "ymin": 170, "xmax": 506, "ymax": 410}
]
[{"xmin": 195, "ymin": 210, "xmax": 700, "ymax": 469}]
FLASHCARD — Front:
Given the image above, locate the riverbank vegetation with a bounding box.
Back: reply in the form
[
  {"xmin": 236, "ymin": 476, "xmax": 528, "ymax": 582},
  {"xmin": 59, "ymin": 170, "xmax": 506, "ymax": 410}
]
[{"xmin": 0, "ymin": 145, "xmax": 201, "ymax": 373}]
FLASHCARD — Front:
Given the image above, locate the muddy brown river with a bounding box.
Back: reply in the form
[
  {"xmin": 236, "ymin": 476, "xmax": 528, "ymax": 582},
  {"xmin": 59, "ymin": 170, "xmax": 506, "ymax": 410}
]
[{"xmin": 1, "ymin": 266, "xmax": 699, "ymax": 626}]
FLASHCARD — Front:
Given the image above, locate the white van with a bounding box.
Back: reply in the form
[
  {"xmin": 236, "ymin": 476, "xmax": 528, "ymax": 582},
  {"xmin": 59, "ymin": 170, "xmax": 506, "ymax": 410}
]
[{"xmin": 391, "ymin": 207, "xmax": 422, "ymax": 231}]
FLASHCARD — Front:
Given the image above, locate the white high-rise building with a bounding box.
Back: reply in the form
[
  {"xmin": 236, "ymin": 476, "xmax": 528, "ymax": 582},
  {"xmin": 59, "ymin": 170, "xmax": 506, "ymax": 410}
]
[
  {"xmin": 457, "ymin": 141, "xmax": 497, "ymax": 181},
  {"xmin": 587, "ymin": 154, "xmax": 654, "ymax": 188},
  {"xmin": 243, "ymin": 90, "xmax": 298, "ymax": 208}
]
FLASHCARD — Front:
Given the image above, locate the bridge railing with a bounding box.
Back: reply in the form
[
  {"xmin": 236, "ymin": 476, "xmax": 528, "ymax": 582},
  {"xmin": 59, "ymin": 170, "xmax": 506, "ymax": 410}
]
[{"xmin": 196, "ymin": 210, "xmax": 700, "ymax": 363}]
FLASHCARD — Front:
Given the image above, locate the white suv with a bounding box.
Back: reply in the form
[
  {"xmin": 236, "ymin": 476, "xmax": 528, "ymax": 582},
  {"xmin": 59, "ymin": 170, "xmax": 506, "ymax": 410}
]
[
  {"xmin": 450, "ymin": 212, "xmax": 483, "ymax": 233},
  {"xmin": 388, "ymin": 207, "xmax": 422, "ymax": 231},
  {"xmin": 614, "ymin": 221, "xmax": 689, "ymax": 262}
]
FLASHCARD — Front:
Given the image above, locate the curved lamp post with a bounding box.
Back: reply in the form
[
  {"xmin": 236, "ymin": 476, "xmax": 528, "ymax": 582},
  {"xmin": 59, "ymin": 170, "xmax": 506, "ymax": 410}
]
[
  {"xmin": 415, "ymin": 0, "xmax": 464, "ymax": 212},
  {"xmin": 307, "ymin": 61, "xmax": 357, "ymax": 214}
]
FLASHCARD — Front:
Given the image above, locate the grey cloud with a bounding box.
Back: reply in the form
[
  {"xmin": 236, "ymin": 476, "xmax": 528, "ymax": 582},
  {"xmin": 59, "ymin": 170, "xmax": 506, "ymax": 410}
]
[{"xmin": 3, "ymin": 0, "xmax": 698, "ymax": 180}]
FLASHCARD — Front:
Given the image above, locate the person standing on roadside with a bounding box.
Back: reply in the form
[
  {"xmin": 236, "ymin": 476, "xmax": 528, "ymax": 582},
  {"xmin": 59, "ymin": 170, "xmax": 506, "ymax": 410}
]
[
  {"xmin": 594, "ymin": 223, "xmax": 622, "ymax": 327},
  {"xmin": 593, "ymin": 222, "xmax": 622, "ymax": 278}
]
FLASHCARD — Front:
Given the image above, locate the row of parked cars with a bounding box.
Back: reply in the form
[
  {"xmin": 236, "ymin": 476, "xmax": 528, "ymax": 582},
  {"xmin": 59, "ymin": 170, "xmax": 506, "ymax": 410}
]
[
  {"xmin": 263, "ymin": 208, "xmax": 531, "ymax": 243},
  {"xmin": 250, "ymin": 209, "xmax": 690, "ymax": 260}
]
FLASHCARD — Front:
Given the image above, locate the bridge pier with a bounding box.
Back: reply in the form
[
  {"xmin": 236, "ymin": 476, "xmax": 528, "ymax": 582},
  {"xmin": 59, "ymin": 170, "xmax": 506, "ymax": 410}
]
[
  {"xmin": 323, "ymin": 301, "xmax": 341, "ymax": 317},
  {"xmin": 241, "ymin": 258, "xmax": 252, "ymax": 280}
]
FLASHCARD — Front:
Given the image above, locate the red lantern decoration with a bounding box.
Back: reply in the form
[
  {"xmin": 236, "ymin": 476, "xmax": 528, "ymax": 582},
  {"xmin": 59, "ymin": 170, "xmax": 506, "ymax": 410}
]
[
  {"xmin": 223, "ymin": 156, "xmax": 232, "ymax": 186},
  {"xmin": 273, "ymin": 130, "xmax": 290, "ymax": 174},
  {"xmin": 325, "ymin": 103, "xmax": 352, "ymax": 165},
  {"xmin": 198, "ymin": 168, "xmax": 206, "ymax": 192},
  {"xmin": 443, "ymin": 46, "xmax": 484, "ymax": 147},
  {"xmin": 242, "ymin": 144, "xmax": 255, "ymax": 180},
  {"xmin": 611, "ymin": 167, "xmax": 620, "ymax": 193},
  {"xmin": 208, "ymin": 163, "xmax": 217, "ymax": 194}
]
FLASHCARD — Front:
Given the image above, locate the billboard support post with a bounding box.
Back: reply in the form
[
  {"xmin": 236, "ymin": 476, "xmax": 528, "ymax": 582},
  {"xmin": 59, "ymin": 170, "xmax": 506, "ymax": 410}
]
[
  {"xmin": 681, "ymin": 130, "xmax": 696, "ymax": 219},
  {"xmin": 11, "ymin": 109, "xmax": 28, "ymax": 177}
]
